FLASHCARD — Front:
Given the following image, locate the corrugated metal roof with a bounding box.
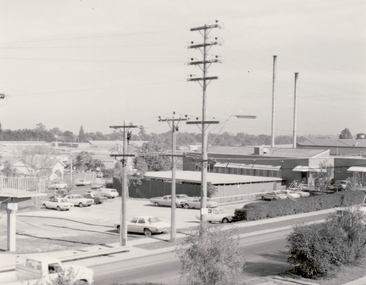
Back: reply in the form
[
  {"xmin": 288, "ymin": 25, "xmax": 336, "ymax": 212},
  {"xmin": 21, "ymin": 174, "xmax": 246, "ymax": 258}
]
[{"xmin": 144, "ymin": 171, "xmax": 282, "ymax": 184}]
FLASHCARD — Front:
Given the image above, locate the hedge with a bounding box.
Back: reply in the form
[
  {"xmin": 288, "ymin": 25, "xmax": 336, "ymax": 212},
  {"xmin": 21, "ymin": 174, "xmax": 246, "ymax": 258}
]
[{"xmin": 234, "ymin": 191, "xmax": 366, "ymax": 221}]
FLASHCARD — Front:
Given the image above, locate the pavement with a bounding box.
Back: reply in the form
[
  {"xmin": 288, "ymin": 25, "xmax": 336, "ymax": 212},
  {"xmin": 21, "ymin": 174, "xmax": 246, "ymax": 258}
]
[{"xmin": 0, "ymin": 207, "xmax": 365, "ymax": 285}]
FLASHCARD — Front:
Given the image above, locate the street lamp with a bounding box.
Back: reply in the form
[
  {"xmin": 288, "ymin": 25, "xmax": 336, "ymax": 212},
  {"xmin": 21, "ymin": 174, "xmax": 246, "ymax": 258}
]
[{"xmin": 209, "ymin": 115, "xmax": 256, "ymax": 147}]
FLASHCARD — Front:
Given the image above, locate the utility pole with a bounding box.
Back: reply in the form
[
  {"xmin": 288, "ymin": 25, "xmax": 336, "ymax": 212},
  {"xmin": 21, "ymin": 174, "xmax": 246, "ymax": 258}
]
[
  {"xmin": 187, "ymin": 22, "xmax": 222, "ymax": 224},
  {"xmin": 110, "ymin": 122, "xmax": 137, "ymax": 246},
  {"xmin": 293, "ymin": 72, "xmax": 299, "ymax": 149},
  {"xmin": 271, "ymin": 55, "xmax": 277, "ymax": 148},
  {"xmin": 159, "ymin": 112, "xmax": 187, "ymax": 242}
]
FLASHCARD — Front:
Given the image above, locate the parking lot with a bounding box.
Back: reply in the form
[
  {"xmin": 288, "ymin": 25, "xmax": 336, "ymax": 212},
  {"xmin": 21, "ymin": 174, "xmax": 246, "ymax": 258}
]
[{"xmin": 0, "ymin": 187, "xmax": 245, "ymax": 253}]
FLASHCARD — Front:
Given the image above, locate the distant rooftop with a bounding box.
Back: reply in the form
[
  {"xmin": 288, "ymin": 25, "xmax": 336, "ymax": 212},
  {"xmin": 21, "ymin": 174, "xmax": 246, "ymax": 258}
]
[{"xmin": 298, "ymin": 139, "xmax": 366, "ymax": 148}]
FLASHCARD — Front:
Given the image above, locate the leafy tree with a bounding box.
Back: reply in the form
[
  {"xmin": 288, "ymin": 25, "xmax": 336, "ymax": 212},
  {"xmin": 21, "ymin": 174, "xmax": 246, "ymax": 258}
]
[
  {"xmin": 207, "ymin": 183, "xmax": 218, "ymax": 198},
  {"xmin": 78, "ymin": 126, "xmax": 87, "ymax": 142},
  {"xmin": 356, "ymin": 133, "xmax": 366, "ymax": 139},
  {"xmin": 175, "ymin": 225, "xmax": 245, "ymax": 285},
  {"xmin": 74, "ymin": 151, "xmax": 93, "ymax": 172},
  {"xmin": 62, "ymin": 131, "xmax": 75, "ymax": 142},
  {"xmin": 314, "ymin": 161, "xmax": 332, "ymax": 194},
  {"xmin": 339, "ymin": 128, "xmax": 353, "ymax": 139},
  {"xmin": 135, "ymin": 139, "xmax": 171, "ymax": 172}
]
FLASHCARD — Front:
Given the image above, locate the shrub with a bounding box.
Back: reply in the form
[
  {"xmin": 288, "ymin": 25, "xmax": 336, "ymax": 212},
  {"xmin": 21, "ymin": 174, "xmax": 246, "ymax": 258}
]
[
  {"xmin": 175, "ymin": 225, "xmax": 245, "ymax": 285},
  {"xmin": 234, "ymin": 191, "xmax": 366, "ymax": 221},
  {"xmin": 287, "ymin": 207, "xmax": 366, "ymax": 278}
]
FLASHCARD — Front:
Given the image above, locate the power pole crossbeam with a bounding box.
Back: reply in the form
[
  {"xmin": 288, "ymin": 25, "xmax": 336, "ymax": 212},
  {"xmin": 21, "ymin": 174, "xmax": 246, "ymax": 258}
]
[{"xmin": 109, "ymin": 123, "xmax": 137, "ymax": 247}]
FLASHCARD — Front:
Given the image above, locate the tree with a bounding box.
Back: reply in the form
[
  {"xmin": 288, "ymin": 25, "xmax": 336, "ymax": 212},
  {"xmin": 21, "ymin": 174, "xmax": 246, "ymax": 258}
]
[
  {"xmin": 2, "ymin": 160, "xmax": 16, "ymax": 176},
  {"xmin": 314, "ymin": 161, "xmax": 332, "ymax": 194},
  {"xmin": 135, "ymin": 139, "xmax": 171, "ymax": 172},
  {"xmin": 175, "ymin": 225, "xmax": 245, "ymax": 285},
  {"xmin": 356, "ymin": 133, "xmax": 366, "ymax": 140},
  {"xmin": 339, "ymin": 128, "xmax": 353, "ymax": 139},
  {"xmin": 74, "ymin": 151, "xmax": 93, "ymax": 172},
  {"xmin": 62, "ymin": 131, "xmax": 75, "ymax": 142},
  {"xmin": 78, "ymin": 126, "xmax": 87, "ymax": 143}
]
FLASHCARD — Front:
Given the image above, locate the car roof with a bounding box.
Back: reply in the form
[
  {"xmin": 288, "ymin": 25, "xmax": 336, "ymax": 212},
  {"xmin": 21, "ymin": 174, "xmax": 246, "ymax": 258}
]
[{"xmin": 132, "ymin": 216, "xmax": 158, "ymax": 219}]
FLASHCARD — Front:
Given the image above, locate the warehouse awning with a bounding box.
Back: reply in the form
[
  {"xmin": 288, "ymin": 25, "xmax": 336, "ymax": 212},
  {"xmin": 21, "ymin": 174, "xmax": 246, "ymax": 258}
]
[
  {"xmin": 213, "ymin": 162, "xmax": 228, "ymax": 168},
  {"xmin": 293, "ymin": 166, "xmax": 326, "ymax": 172},
  {"xmin": 348, "ymin": 166, "xmax": 366, "ymax": 172}
]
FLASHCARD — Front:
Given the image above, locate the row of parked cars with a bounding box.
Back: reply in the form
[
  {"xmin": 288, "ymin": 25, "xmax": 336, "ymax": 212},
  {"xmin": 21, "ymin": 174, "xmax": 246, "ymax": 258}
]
[
  {"xmin": 42, "ymin": 187, "xmax": 119, "ymax": 211},
  {"xmin": 150, "ymin": 194, "xmax": 218, "ymax": 209},
  {"xmin": 48, "ymin": 179, "xmax": 95, "ymax": 190},
  {"xmin": 260, "ymin": 189, "xmax": 310, "ymax": 201}
]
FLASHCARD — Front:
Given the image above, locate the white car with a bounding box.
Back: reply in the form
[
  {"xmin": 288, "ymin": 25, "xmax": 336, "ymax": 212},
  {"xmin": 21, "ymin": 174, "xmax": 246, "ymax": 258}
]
[
  {"xmin": 64, "ymin": 194, "xmax": 94, "ymax": 207},
  {"xmin": 115, "ymin": 216, "xmax": 171, "ymax": 236},
  {"xmin": 280, "ymin": 190, "xmax": 300, "ymax": 199},
  {"xmin": 150, "ymin": 195, "xmax": 189, "ymax": 207},
  {"xmin": 99, "ymin": 188, "xmax": 119, "ymax": 198},
  {"xmin": 42, "ymin": 197, "xmax": 73, "ymax": 211},
  {"xmin": 181, "ymin": 197, "xmax": 218, "ymax": 209},
  {"xmin": 48, "ymin": 182, "xmax": 67, "ymax": 190},
  {"xmin": 196, "ymin": 208, "xmax": 234, "ymax": 223},
  {"xmin": 75, "ymin": 180, "xmax": 92, "ymax": 186},
  {"xmin": 291, "ymin": 189, "xmax": 310, "ymax": 197}
]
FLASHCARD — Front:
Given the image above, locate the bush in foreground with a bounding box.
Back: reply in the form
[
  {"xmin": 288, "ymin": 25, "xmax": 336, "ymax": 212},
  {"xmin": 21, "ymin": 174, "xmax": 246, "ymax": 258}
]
[
  {"xmin": 175, "ymin": 225, "xmax": 245, "ymax": 285},
  {"xmin": 287, "ymin": 207, "xmax": 366, "ymax": 278}
]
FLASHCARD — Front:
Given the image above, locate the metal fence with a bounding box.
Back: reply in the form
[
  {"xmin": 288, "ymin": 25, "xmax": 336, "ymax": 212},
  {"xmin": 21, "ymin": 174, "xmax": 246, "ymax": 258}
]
[{"xmin": 0, "ymin": 176, "xmax": 46, "ymax": 194}]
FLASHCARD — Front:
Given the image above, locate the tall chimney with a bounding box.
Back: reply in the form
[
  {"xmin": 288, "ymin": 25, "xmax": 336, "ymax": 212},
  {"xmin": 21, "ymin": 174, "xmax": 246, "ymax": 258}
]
[
  {"xmin": 271, "ymin": 55, "xmax": 277, "ymax": 148},
  {"xmin": 293, "ymin": 72, "xmax": 299, "ymax": 148}
]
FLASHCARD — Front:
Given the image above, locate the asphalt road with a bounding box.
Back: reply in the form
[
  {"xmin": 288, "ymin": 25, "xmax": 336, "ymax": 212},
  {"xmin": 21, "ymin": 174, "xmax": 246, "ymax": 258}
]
[{"xmin": 90, "ymin": 229, "xmax": 292, "ymax": 285}]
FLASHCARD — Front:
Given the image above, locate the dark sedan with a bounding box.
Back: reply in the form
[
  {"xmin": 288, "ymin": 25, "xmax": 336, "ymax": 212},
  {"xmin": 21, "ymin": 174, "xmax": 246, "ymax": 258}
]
[{"xmin": 83, "ymin": 192, "xmax": 107, "ymax": 204}]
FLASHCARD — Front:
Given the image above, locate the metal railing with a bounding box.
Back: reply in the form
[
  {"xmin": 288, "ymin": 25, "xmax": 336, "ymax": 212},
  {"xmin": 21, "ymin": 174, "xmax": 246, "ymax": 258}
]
[{"xmin": 0, "ymin": 176, "xmax": 46, "ymax": 194}]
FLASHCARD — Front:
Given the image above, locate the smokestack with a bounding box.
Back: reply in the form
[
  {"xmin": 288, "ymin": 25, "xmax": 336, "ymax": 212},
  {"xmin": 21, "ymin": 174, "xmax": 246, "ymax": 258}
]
[
  {"xmin": 271, "ymin": 55, "xmax": 277, "ymax": 148},
  {"xmin": 293, "ymin": 72, "xmax": 299, "ymax": 148}
]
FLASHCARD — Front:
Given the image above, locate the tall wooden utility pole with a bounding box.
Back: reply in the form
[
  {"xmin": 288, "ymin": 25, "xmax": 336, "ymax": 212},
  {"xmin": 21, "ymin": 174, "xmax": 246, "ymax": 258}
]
[
  {"xmin": 271, "ymin": 55, "xmax": 277, "ymax": 148},
  {"xmin": 159, "ymin": 112, "xmax": 187, "ymax": 242},
  {"xmin": 110, "ymin": 122, "xmax": 137, "ymax": 246},
  {"xmin": 187, "ymin": 22, "xmax": 221, "ymax": 224},
  {"xmin": 293, "ymin": 72, "xmax": 299, "ymax": 149}
]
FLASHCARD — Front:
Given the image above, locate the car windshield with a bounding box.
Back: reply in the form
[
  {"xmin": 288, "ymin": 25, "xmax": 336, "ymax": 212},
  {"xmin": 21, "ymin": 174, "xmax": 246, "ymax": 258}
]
[
  {"xmin": 177, "ymin": 194, "xmax": 188, "ymax": 198},
  {"xmin": 111, "ymin": 190, "xmax": 117, "ymax": 192},
  {"xmin": 148, "ymin": 217, "xmax": 160, "ymax": 223},
  {"xmin": 59, "ymin": 199, "xmax": 68, "ymax": 203},
  {"xmin": 74, "ymin": 195, "xmax": 83, "ymax": 198}
]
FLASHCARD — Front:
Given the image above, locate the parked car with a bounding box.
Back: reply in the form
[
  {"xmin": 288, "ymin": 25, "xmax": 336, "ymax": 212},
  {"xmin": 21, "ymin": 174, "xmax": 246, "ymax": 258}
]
[
  {"xmin": 196, "ymin": 208, "xmax": 234, "ymax": 223},
  {"xmin": 64, "ymin": 194, "xmax": 94, "ymax": 207},
  {"xmin": 75, "ymin": 180, "xmax": 92, "ymax": 186},
  {"xmin": 83, "ymin": 192, "xmax": 107, "ymax": 204},
  {"xmin": 150, "ymin": 195, "xmax": 188, "ymax": 207},
  {"xmin": 115, "ymin": 216, "xmax": 171, "ymax": 236},
  {"xmin": 261, "ymin": 191, "xmax": 288, "ymax": 201},
  {"xmin": 48, "ymin": 182, "xmax": 67, "ymax": 190},
  {"xmin": 181, "ymin": 197, "xmax": 218, "ymax": 209},
  {"xmin": 291, "ymin": 189, "xmax": 310, "ymax": 197},
  {"xmin": 99, "ymin": 188, "xmax": 119, "ymax": 198},
  {"xmin": 42, "ymin": 197, "xmax": 73, "ymax": 211},
  {"xmin": 280, "ymin": 190, "xmax": 301, "ymax": 199},
  {"xmin": 338, "ymin": 180, "xmax": 351, "ymax": 190}
]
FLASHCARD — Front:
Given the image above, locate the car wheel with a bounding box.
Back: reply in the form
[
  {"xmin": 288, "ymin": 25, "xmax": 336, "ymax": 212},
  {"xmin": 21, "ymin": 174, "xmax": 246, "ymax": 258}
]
[
  {"xmin": 222, "ymin": 218, "xmax": 229, "ymax": 223},
  {"xmin": 43, "ymin": 203, "xmax": 48, "ymax": 209},
  {"xmin": 79, "ymin": 202, "xmax": 84, "ymax": 207},
  {"xmin": 144, "ymin": 228, "xmax": 152, "ymax": 237},
  {"xmin": 94, "ymin": 200, "xmax": 98, "ymax": 205},
  {"xmin": 183, "ymin": 203, "xmax": 190, "ymax": 209},
  {"xmin": 56, "ymin": 206, "xmax": 61, "ymax": 211},
  {"xmin": 154, "ymin": 202, "xmax": 159, "ymax": 207}
]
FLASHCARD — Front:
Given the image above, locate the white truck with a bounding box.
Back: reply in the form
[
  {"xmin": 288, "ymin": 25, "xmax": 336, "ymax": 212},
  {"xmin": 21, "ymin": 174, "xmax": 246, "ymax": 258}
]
[{"xmin": 7, "ymin": 255, "xmax": 94, "ymax": 284}]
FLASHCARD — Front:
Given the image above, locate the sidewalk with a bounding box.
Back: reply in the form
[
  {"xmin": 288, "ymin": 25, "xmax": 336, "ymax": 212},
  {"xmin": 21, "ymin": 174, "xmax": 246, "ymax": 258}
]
[{"xmin": 0, "ymin": 207, "xmax": 364, "ymax": 285}]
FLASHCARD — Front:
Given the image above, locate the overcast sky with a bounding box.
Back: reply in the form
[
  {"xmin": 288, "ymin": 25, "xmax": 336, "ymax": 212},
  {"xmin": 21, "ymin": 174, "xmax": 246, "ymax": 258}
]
[{"xmin": 0, "ymin": 0, "xmax": 365, "ymax": 138}]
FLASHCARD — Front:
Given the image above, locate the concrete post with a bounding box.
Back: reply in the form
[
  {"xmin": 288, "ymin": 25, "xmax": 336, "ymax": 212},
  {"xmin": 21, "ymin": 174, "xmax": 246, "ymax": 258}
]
[{"xmin": 6, "ymin": 202, "xmax": 18, "ymax": 252}]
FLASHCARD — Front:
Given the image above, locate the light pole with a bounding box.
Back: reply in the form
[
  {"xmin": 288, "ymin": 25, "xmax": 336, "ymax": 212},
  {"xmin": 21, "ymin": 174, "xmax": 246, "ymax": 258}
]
[{"xmin": 209, "ymin": 115, "xmax": 256, "ymax": 147}]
